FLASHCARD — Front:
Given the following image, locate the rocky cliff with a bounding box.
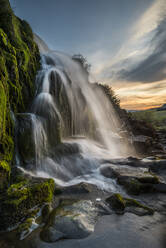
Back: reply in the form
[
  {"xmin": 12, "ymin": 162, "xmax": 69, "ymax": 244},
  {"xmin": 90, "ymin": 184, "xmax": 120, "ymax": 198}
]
[
  {"xmin": 0, "ymin": 0, "xmax": 40, "ymax": 187},
  {"xmin": 0, "ymin": 0, "xmax": 56, "ymax": 234}
]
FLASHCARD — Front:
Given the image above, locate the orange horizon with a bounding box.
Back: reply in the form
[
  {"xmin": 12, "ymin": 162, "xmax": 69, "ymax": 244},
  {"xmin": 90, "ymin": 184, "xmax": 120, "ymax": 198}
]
[{"xmin": 120, "ymin": 103, "xmax": 164, "ymax": 111}]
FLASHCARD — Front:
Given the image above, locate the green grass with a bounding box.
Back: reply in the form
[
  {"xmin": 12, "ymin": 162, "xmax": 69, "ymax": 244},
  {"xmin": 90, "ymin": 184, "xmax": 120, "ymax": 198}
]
[{"xmin": 130, "ymin": 109, "xmax": 166, "ymax": 131}]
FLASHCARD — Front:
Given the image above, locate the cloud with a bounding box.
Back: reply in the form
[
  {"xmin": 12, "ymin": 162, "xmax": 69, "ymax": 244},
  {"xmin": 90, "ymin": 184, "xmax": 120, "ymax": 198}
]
[
  {"xmin": 97, "ymin": 0, "xmax": 166, "ymax": 84},
  {"xmin": 117, "ymin": 17, "xmax": 166, "ymax": 82},
  {"xmin": 114, "ymin": 80, "xmax": 166, "ymax": 110}
]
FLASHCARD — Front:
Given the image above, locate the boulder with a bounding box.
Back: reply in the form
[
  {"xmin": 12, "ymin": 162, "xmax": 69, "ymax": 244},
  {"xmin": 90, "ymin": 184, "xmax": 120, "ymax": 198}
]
[
  {"xmin": 0, "ymin": 177, "xmax": 55, "ymax": 231},
  {"xmin": 40, "ymin": 227, "xmax": 65, "ymax": 243},
  {"xmin": 41, "ymin": 199, "xmax": 98, "ymax": 241},
  {"xmin": 106, "ymin": 193, "xmax": 125, "ymax": 212},
  {"xmin": 106, "ymin": 193, "xmax": 154, "ymax": 215},
  {"xmin": 153, "ymin": 183, "xmax": 166, "ymax": 193},
  {"xmin": 100, "ymin": 164, "xmax": 159, "ymax": 195}
]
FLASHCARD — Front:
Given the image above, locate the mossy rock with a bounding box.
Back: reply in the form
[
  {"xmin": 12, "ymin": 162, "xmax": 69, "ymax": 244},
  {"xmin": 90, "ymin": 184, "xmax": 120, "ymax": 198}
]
[
  {"xmin": 137, "ymin": 174, "xmax": 159, "ymax": 184},
  {"xmin": 125, "ymin": 178, "xmax": 143, "ymax": 195},
  {"xmin": 0, "ymin": 0, "xmax": 40, "ymax": 166},
  {"xmin": 106, "ymin": 193, "xmax": 154, "ymax": 215},
  {"xmin": 0, "ymin": 160, "xmax": 10, "ymax": 191},
  {"xmin": 0, "ymin": 178, "xmax": 55, "ymax": 231},
  {"xmin": 106, "ymin": 193, "xmax": 126, "ymax": 212},
  {"xmin": 124, "ymin": 198, "xmax": 154, "ymax": 215},
  {"xmin": 118, "ymin": 177, "xmax": 155, "ymax": 195},
  {"xmin": 16, "ymin": 217, "xmax": 34, "ymax": 240},
  {"xmin": 41, "ymin": 203, "xmax": 52, "ymax": 223}
]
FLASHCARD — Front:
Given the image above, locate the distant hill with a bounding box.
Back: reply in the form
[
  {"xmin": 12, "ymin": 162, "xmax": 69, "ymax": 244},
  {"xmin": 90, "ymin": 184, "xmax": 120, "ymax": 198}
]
[
  {"xmin": 129, "ymin": 106, "xmax": 166, "ymax": 131},
  {"xmin": 157, "ymin": 104, "xmax": 166, "ymax": 111},
  {"xmin": 127, "ymin": 104, "xmax": 166, "ymax": 112}
]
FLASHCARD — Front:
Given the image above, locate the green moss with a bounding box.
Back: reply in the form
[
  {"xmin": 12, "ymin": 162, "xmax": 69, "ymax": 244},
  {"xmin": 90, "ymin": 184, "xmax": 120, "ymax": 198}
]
[
  {"xmin": 124, "ymin": 198, "xmax": 154, "ymax": 215},
  {"xmin": 6, "ymin": 179, "xmax": 55, "ymax": 209},
  {"xmin": 138, "ymin": 175, "xmax": 159, "ymax": 184},
  {"xmin": 31, "ymin": 179, "xmax": 55, "ymax": 203},
  {"xmin": 0, "ymin": 178, "xmax": 55, "ymax": 231},
  {"xmin": 0, "ymin": 160, "xmax": 10, "ymax": 191},
  {"xmin": 17, "ymin": 217, "xmax": 33, "ymax": 233},
  {"xmin": 106, "ymin": 193, "xmax": 154, "ymax": 215},
  {"xmin": 124, "ymin": 178, "xmax": 142, "ymax": 195},
  {"xmin": 106, "ymin": 193, "xmax": 126, "ymax": 211},
  {"xmin": 122, "ymin": 177, "xmax": 155, "ymax": 195},
  {"xmin": 0, "ymin": 0, "xmax": 40, "ymax": 167},
  {"xmin": 0, "ymin": 160, "xmax": 10, "ymax": 172}
]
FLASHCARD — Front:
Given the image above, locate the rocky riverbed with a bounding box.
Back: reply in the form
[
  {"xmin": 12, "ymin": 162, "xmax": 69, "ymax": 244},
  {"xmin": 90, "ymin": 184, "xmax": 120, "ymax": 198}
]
[{"xmin": 0, "ymin": 155, "xmax": 166, "ymax": 248}]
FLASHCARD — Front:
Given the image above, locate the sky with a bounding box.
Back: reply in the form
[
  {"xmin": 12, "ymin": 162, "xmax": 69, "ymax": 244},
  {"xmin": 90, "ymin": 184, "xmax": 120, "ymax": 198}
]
[{"xmin": 10, "ymin": 0, "xmax": 166, "ymax": 110}]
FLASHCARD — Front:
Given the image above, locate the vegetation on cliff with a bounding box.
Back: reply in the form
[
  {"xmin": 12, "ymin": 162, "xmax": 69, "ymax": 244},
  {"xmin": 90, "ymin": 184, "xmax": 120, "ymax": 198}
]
[
  {"xmin": 0, "ymin": 0, "xmax": 57, "ymax": 232},
  {"xmin": 0, "ymin": 0, "xmax": 40, "ymax": 171}
]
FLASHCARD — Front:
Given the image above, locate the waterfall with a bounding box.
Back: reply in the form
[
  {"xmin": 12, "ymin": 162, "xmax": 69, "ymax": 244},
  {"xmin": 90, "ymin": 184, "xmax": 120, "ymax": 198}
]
[
  {"xmin": 30, "ymin": 114, "xmax": 48, "ymax": 168},
  {"xmin": 36, "ymin": 51, "xmax": 129, "ymax": 156},
  {"xmin": 18, "ymin": 45, "xmax": 135, "ymax": 190}
]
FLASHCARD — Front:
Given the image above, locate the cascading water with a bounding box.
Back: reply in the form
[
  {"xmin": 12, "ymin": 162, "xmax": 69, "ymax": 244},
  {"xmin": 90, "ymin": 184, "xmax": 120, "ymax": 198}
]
[{"xmin": 18, "ymin": 41, "xmax": 135, "ymax": 191}]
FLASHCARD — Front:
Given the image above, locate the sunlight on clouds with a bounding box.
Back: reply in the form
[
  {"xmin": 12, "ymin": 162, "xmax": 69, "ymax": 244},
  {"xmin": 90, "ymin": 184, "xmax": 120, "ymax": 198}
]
[
  {"xmin": 90, "ymin": 0, "xmax": 166, "ymax": 110},
  {"xmin": 133, "ymin": 0, "xmax": 166, "ymax": 40},
  {"xmin": 114, "ymin": 80, "xmax": 166, "ymax": 110}
]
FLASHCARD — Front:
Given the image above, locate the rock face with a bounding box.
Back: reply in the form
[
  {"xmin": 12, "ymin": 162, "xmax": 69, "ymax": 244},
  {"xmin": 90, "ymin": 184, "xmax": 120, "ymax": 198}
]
[
  {"xmin": 0, "ymin": 0, "xmax": 40, "ymax": 167},
  {"xmin": 17, "ymin": 114, "xmax": 36, "ymax": 164},
  {"xmin": 0, "ymin": 0, "xmax": 51, "ymax": 234},
  {"xmin": 0, "ymin": 160, "xmax": 10, "ymax": 191}
]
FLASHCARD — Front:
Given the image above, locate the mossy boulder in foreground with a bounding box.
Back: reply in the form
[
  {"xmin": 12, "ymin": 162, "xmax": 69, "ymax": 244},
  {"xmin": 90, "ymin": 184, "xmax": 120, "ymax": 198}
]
[
  {"xmin": 0, "ymin": 178, "xmax": 55, "ymax": 231},
  {"xmin": 106, "ymin": 193, "xmax": 154, "ymax": 215}
]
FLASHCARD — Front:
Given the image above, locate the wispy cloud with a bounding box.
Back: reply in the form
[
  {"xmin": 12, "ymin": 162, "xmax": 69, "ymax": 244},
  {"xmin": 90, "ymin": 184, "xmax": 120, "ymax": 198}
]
[
  {"xmin": 90, "ymin": 0, "xmax": 166, "ymax": 109},
  {"xmin": 94, "ymin": 0, "xmax": 166, "ymax": 84},
  {"xmin": 115, "ymin": 80, "xmax": 166, "ymax": 110}
]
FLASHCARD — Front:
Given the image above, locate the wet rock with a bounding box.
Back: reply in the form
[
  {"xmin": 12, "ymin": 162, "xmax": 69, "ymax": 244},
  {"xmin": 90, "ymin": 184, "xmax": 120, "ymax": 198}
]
[
  {"xmin": 131, "ymin": 135, "xmax": 154, "ymax": 155},
  {"xmin": 40, "ymin": 227, "xmax": 65, "ymax": 242},
  {"xmin": 41, "ymin": 203, "xmax": 52, "ymax": 223},
  {"xmin": 106, "ymin": 193, "xmax": 154, "ymax": 215},
  {"xmin": 16, "ymin": 217, "xmax": 39, "ymax": 240},
  {"xmin": 138, "ymin": 175, "xmax": 159, "ymax": 184},
  {"xmin": 53, "ymin": 142, "xmax": 80, "ymax": 157},
  {"xmin": 43, "ymin": 199, "xmax": 98, "ymax": 241},
  {"xmin": 153, "ymin": 183, "xmax": 166, "ymax": 193},
  {"xmin": 149, "ymin": 160, "xmax": 166, "ymax": 172},
  {"xmin": 125, "ymin": 206, "xmax": 152, "ymax": 216},
  {"xmin": 106, "ymin": 193, "xmax": 125, "ymax": 213},
  {"xmin": 118, "ymin": 177, "xmax": 154, "ymax": 195},
  {"xmin": 100, "ymin": 164, "xmax": 118, "ymax": 178},
  {"xmin": 100, "ymin": 163, "xmax": 149, "ymax": 179},
  {"xmin": 17, "ymin": 113, "xmax": 36, "ymax": 164},
  {"xmin": 100, "ymin": 164, "xmax": 159, "ymax": 195},
  {"xmin": 0, "ymin": 160, "xmax": 10, "ymax": 192},
  {"xmin": 0, "ymin": 177, "xmax": 55, "ymax": 231},
  {"xmin": 60, "ymin": 182, "xmax": 98, "ymax": 195}
]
